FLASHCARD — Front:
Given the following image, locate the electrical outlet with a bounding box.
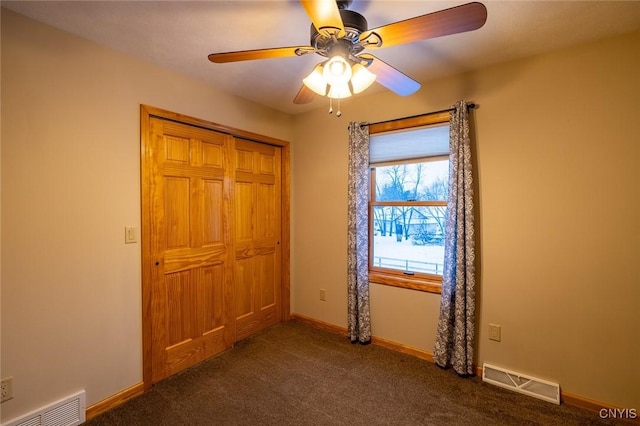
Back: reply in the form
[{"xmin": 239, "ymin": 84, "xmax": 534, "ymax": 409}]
[
  {"xmin": 488, "ymin": 323, "xmax": 501, "ymax": 342},
  {"xmin": 319, "ymin": 288, "xmax": 326, "ymax": 301},
  {"xmin": 1, "ymin": 377, "xmax": 13, "ymax": 403}
]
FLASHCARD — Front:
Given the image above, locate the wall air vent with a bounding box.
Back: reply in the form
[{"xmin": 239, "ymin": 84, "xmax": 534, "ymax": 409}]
[
  {"xmin": 482, "ymin": 363, "xmax": 560, "ymax": 405},
  {"xmin": 3, "ymin": 390, "xmax": 85, "ymax": 426}
]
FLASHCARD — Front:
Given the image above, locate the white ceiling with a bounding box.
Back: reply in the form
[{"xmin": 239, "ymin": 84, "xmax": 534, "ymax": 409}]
[{"xmin": 4, "ymin": 1, "xmax": 640, "ymax": 115}]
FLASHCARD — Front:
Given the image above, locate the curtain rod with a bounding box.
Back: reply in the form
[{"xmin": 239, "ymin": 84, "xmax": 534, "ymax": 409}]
[{"xmin": 362, "ymin": 103, "xmax": 476, "ymax": 128}]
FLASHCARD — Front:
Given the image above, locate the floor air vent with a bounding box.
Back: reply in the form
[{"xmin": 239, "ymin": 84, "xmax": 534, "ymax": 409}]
[
  {"xmin": 3, "ymin": 390, "xmax": 85, "ymax": 426},
  {"xmin": 482, "ymin": 363, "xmax": 560, "ymax": 405}
]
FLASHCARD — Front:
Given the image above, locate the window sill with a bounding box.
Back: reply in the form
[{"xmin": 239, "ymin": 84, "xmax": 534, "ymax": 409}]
[{"xmin": 368, "ymin": 271, "xmax": 442, "ymax": 294}]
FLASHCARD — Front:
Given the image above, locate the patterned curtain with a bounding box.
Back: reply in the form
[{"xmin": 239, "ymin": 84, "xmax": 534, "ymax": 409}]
[
  {"xmin": 433, "ymin": 100, "xmax": 476, "ymax": 375},
  {"xmin": 347, "ymin": 122, "xmax": 372, "ymax": 344}
]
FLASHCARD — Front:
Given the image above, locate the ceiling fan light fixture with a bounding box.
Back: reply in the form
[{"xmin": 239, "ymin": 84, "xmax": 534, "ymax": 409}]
[
  {"xmin": 302, "ymin": 63, "xmax": 328, "ymax": 96},
  {"xmin": 327, "ymin": 82, "xmax": 352, "ymax": 99},
  {"xmin": 323, "ymin": 55, "xmax": 352, "ymax": 86},
  {"xmin": 350, "ymin": 63, "xmax": 376, "ymax": 94},
  {"xmin": 209, "ymin": 1, "xmax": 489, "ymax": 113}
]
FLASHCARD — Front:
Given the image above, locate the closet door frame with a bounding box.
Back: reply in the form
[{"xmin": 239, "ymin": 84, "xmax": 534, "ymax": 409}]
[{"xmin": 140, "ymin": 105, "xmax": 291, "ymax": 390}]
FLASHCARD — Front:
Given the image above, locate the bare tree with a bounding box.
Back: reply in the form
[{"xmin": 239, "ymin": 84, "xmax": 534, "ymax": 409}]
[
  {"xmin": 403, "ymin": 163, "xmax": 423, "ymax": 239},
  {"xmin": 377, "ymin": 164, "xmax": 425, "ymax": 241},
  {"xmin": 373, "ymin": 180, "xmax": 387, "ymax": 236},
  {"xmin": 422, "ymin": 176, "xmax": 449, "ymax": 237}
]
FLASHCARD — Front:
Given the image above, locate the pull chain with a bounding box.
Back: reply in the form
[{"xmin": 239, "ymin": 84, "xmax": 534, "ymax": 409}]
[{"xmin": 328, "ymin": 98, "xmax": 342, "ymax": 117}]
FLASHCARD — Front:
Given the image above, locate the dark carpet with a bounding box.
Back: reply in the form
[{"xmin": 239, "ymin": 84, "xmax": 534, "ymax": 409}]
[{"xmin": 84, "ymin": 320, "xmax": 617, "ymax": 425}]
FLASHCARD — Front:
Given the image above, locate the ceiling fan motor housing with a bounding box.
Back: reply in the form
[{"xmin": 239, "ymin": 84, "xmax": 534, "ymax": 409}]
[{"xmin": 310, "ymin": 9, "xmax": 368, "ymax": 57}]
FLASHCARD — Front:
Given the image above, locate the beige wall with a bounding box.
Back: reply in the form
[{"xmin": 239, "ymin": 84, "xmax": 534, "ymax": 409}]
[
  {"xmin": 292, "ymin": 31, "xmax": 640, "ymax": 408},
  {"xmin": 0, "ymin": 9, "xmax": 292, "ymax": 422}
]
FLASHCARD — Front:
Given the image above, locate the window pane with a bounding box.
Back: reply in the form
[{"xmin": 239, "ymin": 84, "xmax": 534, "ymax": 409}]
[
  {"xmin": 374, "ymin": 160, "xmax": 449, "ymax": 202},
  {"xmin": 372, "ymin": 206, "xmax": 446, "ymax": 276}
]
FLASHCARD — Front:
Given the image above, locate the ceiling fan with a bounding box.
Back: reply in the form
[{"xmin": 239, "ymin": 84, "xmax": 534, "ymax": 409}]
[{"xmin": 208, "ymin": 0, "xmax": 487, "ymax": 112}]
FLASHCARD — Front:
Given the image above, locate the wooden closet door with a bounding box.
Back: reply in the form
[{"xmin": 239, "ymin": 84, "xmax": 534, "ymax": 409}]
[
  {"xmin": 149, "ymin": 117, "xmax": 234, "ymax": 383},
  {"xmin": 233, "ymin": 139, "xmax": 282, "ymax": 341}
]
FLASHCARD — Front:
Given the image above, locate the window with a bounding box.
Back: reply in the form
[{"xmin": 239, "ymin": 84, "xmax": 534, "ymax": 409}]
[{"xmin": 368, "ymin": 113, "xmax": 451, "ymax": 294}]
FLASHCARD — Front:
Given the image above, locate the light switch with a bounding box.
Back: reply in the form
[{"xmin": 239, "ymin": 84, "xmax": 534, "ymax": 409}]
[{"xmin": 125, "ymin": 226, "xmax": 137, "ymax": 244}]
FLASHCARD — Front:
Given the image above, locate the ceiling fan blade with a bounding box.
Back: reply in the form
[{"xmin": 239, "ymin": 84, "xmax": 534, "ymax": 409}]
[
  {"xmin": 293, "ymin": 85, "xmax": 317, "ymax": 104},
  {"xmin": 208, "ymin": 46, "xmax": 315, "ymax": 63},
  {"xmin": 300, "ymin": 0, "xmax": 345, "ymax": 38},
  {"xmin": 360, "ymin": 54, "xmax": 420, "ymax": 96},
  {"xmin": 360, "ymin": 2, "xmax": 487, "ymax": 49}
]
